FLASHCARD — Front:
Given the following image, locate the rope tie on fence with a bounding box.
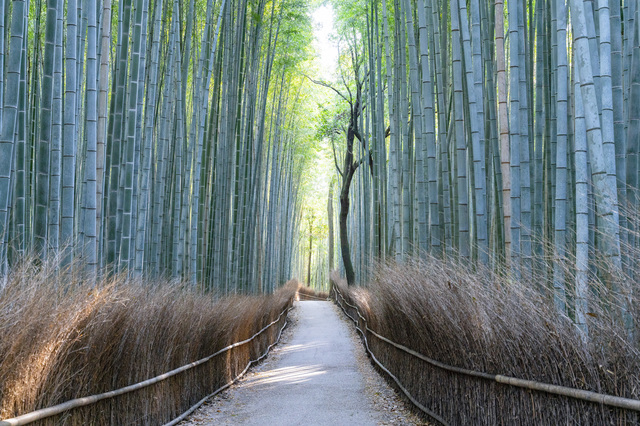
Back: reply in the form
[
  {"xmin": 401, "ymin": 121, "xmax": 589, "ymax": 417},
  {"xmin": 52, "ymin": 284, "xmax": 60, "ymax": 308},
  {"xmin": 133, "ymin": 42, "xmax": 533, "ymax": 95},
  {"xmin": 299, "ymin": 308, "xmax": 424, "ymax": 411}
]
[
  {"xmin": 331, "ymin": 285, "xmax": 640, "ymax": 423},
  {"xmin": 0, "ymin": 302, "xmax": 294, "ymax": 426}
]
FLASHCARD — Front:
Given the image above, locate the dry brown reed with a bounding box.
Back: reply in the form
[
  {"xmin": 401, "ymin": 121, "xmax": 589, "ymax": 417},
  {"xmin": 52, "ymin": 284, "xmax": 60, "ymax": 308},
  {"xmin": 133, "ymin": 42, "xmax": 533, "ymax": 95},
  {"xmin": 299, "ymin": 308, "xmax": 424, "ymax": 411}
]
[
  {"xmin": 0, "ymin": 258, "xmax": 296, "ymax": 425},
  {"xmin": 332, "ymin": 253, "xmax": 640, "ymax": 425},
  {"xmin": 296, "ymin": 284, "xmax": 329, "ymax": 301}
]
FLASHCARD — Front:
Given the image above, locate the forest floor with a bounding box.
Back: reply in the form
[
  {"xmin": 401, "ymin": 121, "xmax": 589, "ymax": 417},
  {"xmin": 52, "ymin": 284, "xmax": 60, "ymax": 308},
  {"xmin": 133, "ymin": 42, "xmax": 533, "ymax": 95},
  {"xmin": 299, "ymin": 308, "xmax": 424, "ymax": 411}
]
[{"xmin": 180, "ymin": 300, "xmax": 426, "ymax": 425}]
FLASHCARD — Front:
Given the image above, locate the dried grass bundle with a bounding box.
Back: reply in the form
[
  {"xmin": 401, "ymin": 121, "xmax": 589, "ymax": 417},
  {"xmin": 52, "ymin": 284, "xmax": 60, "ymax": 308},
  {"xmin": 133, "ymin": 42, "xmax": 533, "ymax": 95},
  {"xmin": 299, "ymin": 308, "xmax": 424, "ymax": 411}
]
[
  {"xmin": 296, "ymin": 284, "xmax": 329, "ymax": 301},
  {"xmin": 0, "ymin": 258, "xmax": 296, "ymax": 425},
  {"xmin": 333, "ymin": 254, "xmax": 640, "ymax": 425}
]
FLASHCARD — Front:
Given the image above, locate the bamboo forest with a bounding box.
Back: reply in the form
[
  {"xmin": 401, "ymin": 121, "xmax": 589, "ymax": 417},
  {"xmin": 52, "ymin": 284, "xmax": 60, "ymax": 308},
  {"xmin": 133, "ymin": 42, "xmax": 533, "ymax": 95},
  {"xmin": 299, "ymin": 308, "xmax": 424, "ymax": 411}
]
[{"xmin": 1, "ymin": 0, "xmax": 640, "ymax": 424}]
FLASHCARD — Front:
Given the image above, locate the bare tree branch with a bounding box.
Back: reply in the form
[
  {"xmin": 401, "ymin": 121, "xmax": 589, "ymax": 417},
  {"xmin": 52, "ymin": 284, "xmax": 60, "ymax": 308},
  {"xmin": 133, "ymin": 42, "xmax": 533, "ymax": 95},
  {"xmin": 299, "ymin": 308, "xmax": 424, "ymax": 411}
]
[
  {"xmin": 303, "ymin": 73, "xmax": 351, "ymax": 105},
  {"xmin": 336, "ymin": 42, "xmax": 354, "ymax": 103},
  {"xmin": 330, "ymin": 135, "xmax": 344, "ymax": 178},
  {"xmin": 353, "ymin": 148, "xmax": 372, "ymax": 171},
  {"xmin": 354, "ymin": 129, "xmax": 363, "ymax": 143}
]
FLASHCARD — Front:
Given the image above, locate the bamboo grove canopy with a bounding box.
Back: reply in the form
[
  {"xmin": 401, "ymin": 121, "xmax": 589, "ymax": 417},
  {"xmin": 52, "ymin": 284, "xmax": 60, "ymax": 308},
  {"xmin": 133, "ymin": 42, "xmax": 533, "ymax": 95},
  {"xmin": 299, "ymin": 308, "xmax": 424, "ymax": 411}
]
[
  {"xmin": 318, "ymin": 0, "xmax": 638, "ymax": 338},
  {"xmin": 0, "ymin": 0, "xmax": 314, "ymax": 293},
  {"xmin": 0, "ymin": 0, "xmax": 640, "ymax": 321}
]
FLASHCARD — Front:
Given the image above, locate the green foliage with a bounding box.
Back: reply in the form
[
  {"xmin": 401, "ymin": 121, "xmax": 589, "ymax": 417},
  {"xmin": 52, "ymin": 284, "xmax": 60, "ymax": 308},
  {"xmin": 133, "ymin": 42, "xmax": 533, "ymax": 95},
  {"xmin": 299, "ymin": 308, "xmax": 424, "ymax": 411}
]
[
  {"xmin": 272, "ymin": 0, "xmax": 314, "ymax": 72},
  {"xmin": 332, "ymin": 0, "xmax": 367, "ymax": 35}
]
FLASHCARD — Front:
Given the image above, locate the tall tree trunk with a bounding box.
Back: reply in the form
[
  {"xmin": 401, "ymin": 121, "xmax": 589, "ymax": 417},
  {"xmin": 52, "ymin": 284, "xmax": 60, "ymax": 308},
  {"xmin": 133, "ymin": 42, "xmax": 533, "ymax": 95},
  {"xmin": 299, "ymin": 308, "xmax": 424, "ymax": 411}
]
[
  {"xmin": 328, "ymin": 181, "xmax": 334, "ymax": 273},
  {"xmin": 96, "ymin": 0, "xmax": 111, "ymax": 269},
  {"xmin": 570, "ymin": 0, "xmax": 628, "ymax": 335},
  {"xmin": 82, "ymin": 0, "xmax": 98, "ymax": 274},
  {"xmin": 417, "ymin": 0, "xmax": 439, "ymax": 252},
  {"xmin": 307, "ymin": 216, "xmax": 313, "ymax": 286},
  {"xmin": 48, "ymin": 5, "xmax": 63, "ymax": 257},
  {"xmin": 495, "ymin": 0, "xmax": 512, "ymax": 269},
  {"xmin": 574, "ymin": 67, "xmax": 590, "ymax": 338},
  {"xmin": 120, "ymin": 0, "xmax": 147, "ymax": 272},
  {"xmin": 451, "ymin": 0, "xmax": 470, "ymax": 261},
  {"xmin": 403, "ymin": 0, "xmax": 427, "ymax": 253},
  {"xmin": 553, "ymin": 0, "xmax": 569, "ymax": 313},
  {"xmin": 340, "ymin": 106, "xmax": 363, "ymax": 286},
  {"xmin": 458, "ymin": 0, "xmax": 488, "ymax": 264},
  {"xmin": 62, "ymin": 0, "xmax": 78, "ymax": 256},
  {"xmin": 0, "ymin": 1, "xmax": 28, "ymax": 271},
  {"xmin": 34, "ymin": 0, "xmax": 60, "ymax": 259}
]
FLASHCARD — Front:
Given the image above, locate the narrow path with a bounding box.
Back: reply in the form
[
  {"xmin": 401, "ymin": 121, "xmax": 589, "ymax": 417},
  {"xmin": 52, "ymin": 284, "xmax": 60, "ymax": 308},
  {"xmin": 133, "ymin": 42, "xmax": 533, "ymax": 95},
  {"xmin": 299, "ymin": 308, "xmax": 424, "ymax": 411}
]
[{"xmin": 182, "ymin": 301, "xmax": 422, "ymax": 425}]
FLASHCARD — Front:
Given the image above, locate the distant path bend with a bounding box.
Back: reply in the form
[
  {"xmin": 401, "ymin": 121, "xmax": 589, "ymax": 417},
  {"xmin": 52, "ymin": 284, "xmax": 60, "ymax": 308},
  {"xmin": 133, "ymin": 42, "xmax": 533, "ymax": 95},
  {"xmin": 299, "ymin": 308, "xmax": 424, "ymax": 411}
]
[{"xmin": 182, "ymin": 301, "xmax": 421, "ymax": 425}]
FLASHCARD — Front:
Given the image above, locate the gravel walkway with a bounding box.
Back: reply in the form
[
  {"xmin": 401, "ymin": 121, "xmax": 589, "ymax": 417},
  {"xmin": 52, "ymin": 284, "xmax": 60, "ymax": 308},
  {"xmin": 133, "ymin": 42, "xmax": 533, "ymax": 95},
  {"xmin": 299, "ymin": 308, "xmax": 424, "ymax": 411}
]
[{"xmin": 180, "ymin": 300, "xmax": 425, "ymax": 425}]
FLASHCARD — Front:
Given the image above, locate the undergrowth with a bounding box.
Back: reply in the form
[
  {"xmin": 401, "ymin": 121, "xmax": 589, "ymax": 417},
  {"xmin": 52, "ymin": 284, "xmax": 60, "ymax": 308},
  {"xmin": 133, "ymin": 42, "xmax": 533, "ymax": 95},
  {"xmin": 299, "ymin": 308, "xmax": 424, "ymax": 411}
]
[
  {"xmin": 0, "ymin": 259, "xmax": 296, "ymax": 425},
  {"xmin": 332, "ymin": 254, "xmax": 640, "ymax": 425},
  {"xmin": 296, "ymin": 284, "xmax": 329, "ymax": 300}
]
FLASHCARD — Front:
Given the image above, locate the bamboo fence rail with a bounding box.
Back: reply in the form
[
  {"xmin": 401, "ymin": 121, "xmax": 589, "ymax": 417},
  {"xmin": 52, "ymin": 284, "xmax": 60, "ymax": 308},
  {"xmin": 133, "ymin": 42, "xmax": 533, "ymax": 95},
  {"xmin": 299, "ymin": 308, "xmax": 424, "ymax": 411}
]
[
  {"xmin": 331, "ymin": 284, "xmax": 640, "ymax": 424},
  {"xmin": 0, "ymin": 304, "xmax": 293, "ymax": 426}
]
